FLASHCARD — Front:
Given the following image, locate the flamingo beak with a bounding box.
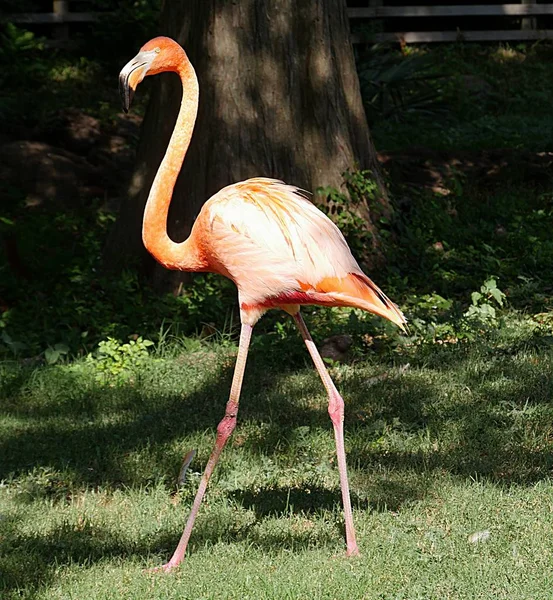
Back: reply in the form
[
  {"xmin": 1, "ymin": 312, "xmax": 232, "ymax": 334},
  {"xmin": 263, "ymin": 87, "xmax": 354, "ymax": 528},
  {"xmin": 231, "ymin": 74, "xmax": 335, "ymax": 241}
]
[{"xmin": 119, "ymin": 50, "xmax": 157, "ymax": 113}]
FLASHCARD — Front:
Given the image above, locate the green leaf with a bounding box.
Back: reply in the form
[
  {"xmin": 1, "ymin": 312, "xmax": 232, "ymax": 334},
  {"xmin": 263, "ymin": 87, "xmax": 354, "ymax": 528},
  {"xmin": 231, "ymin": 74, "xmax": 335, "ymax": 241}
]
[
  {"xmin": 490, "ymin": 288, "xmax": 505, "ymax": 307},
  {"xmin": 45, "ymin": 348, "xmax": 60, "ymax": 364}
]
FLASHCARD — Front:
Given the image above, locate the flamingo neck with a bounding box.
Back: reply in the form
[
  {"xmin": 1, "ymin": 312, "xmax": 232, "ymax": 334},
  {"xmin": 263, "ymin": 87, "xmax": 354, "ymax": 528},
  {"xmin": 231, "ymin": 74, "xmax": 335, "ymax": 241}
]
[{"xmin": 142, "ymin": 58, "xmax": 205, "ymax": 271}]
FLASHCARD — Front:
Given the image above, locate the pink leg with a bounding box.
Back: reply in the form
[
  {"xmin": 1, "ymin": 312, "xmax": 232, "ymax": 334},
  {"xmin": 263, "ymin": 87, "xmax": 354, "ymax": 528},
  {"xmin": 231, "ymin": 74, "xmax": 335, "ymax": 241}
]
[
  {"xmin": 155, "ymin": 323, "xmax": 253, "ymax": 572},
  {"xmin": 293, "ymin": 312, "xmax": 359, "ymax": 557}
]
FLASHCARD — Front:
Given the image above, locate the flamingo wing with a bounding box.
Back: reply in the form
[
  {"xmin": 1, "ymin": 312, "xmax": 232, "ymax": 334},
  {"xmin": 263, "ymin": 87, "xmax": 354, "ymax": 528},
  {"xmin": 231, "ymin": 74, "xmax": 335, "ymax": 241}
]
[{"xmin": 201, "ymin": 178, "xmax": 405, "ymax": 329}]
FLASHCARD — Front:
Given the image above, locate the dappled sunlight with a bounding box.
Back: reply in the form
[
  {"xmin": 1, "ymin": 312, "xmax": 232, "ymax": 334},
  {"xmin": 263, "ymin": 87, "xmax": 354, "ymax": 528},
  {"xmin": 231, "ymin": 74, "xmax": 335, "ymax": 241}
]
[
  {"xmin": 491, "ymin": 46, "xmax": 526, "ymax": 64},
  {"xmin": 3, "ymin": 328, "xmax": 553, "ymax": 497},
  {"xmin": 2, "ymin": 330, "xmax": 553, "ymax": 596},
  {"xmin": 48, "ymin": 60, "xmax": 99, "ymax": 84},
  {"xmin": 307, "ymin": 44, "xmax": 333, "ymax": 88}
]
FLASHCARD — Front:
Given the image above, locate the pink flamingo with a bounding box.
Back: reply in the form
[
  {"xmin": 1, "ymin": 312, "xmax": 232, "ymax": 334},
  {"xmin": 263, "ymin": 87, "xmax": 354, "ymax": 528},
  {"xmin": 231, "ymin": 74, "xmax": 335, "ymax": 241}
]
[{"xmin": 119, "ymin": 36, "xmax": 405, "ymax": 572}]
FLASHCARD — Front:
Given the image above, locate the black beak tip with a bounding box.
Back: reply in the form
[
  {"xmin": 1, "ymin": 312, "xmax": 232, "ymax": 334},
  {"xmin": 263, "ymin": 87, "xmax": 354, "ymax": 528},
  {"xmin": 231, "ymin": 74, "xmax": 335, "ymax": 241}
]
[{"xmin": 118, "ymin": 75, "xmax": 134, "ymax": 113}]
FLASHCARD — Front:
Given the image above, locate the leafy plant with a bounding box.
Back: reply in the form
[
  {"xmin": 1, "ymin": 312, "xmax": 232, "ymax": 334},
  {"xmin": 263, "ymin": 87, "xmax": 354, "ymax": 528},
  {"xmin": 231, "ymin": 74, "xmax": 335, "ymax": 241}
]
[
  {"xmin": 0, "ymin": 22, "xmax": 44, "ymax": 61},
  {"xmin": 87, "ymin": 336, "xmax": 154, "ymax": 380},
  {"xmin": 44, "ymin": 343, "xmax": 69, "ymax": 365},
  {"xmin": 1, "ymin": 330, "xmax": 26, "ymax": 356},
  {"xmin": 356, "ymin": 45, "xmax": 446, "ymax": 124},
  {"xmin": 317, "ymin": 170, "xmax": 380, "ymax": 261},
  {"xmin": 0, "ymin": 24, "xmax": 45, "ymax": 122},
  {"xmin": 371, "ymin": 43, "xmax": 553, "ymax": 153},
  {"xmin": 464, "ymin": 277, "xmax": 506, "ymax": 325}
]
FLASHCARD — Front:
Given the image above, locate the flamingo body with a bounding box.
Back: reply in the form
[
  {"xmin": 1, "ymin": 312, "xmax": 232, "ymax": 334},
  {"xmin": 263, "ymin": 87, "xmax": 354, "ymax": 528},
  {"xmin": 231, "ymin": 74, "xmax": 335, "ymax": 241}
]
[{"xmin": 190, "ymin": 177, "xmax": 405, "ymax": 327}]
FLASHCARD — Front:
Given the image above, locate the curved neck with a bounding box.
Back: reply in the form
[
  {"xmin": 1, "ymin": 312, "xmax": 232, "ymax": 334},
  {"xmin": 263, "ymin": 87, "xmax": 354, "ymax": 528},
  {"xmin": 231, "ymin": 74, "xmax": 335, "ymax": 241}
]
[{"xmin": 142, "ymin": 57, "xmax": 205, "ymax": 271}]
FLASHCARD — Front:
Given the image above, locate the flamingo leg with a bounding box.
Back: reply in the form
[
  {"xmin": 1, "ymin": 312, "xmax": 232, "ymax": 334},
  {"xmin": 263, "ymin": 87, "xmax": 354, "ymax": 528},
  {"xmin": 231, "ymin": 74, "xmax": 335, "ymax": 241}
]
[
  {"xmin": 293, "ymin": 312, "xmax": 360, "ymax": 557},
  {"xmin": 157, "ymin": 323, "xmax": 253, "ymax": 572}
]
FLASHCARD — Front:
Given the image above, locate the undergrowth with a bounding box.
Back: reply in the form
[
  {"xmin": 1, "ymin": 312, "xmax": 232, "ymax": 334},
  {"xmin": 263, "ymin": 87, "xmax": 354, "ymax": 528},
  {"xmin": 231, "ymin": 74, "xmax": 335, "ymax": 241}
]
[
  {"xmin": 366, "ymin": 42, "xmax": 553, "ymax": 151},
  {"xmin": 2, "ymin": 168, "xmax": 553, "ymax": 364}
]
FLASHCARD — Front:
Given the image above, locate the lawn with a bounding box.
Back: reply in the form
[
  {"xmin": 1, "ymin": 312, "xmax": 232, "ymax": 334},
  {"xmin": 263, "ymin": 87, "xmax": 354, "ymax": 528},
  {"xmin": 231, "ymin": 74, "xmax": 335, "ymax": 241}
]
[
  {"xmin": 2, "ymin": 313, "xmax": 553, "ymax": 599},
  {"xmin": 3, "ymin": 37, "xmax": 553, "ymax": 600}
]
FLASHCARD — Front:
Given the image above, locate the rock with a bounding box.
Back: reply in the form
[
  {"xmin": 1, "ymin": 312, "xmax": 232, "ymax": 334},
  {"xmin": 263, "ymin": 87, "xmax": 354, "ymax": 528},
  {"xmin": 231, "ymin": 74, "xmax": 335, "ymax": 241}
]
[
  {"xmin": 460, "ymin": 75, "xmax": 494, "ymax": 98},
  {"xmin": 320, "ymin": 334, "xmax": 353, "ymax": 363},
  {"xmin": 0, "ymin": 141, "xmax": 103, "ymax": 208},
  {"xmin": 42, "ymin": 108, "xmax": 102, "ymax": 155},
  {"xmin": 114, "ymin": 112, "xmax": 142, "ymax": 141},
  {"xmin": 88, "ymin": 134, "xmax": 135, "ymax": 172},
  {"xmin": 37, "ymin": 110, "xmax": 141, "ymax": 176},
  {"xmin": 88, "ymin": 113, "xmax": 141, "ymax": 174}
]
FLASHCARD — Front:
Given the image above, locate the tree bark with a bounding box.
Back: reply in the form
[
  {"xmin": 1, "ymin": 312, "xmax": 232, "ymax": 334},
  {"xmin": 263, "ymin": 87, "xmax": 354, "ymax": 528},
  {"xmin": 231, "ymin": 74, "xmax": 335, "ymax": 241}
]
[{"xmin": 104, "ymin": 0, "xmax": 388, "ymax": 291}]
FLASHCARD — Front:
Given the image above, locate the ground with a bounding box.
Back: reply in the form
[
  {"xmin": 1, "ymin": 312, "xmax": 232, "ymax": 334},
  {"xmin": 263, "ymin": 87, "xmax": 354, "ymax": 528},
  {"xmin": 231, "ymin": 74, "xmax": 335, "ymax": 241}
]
[{"xmin": 2, "ymin": 321, "xmax": 553, "ymax": 598}]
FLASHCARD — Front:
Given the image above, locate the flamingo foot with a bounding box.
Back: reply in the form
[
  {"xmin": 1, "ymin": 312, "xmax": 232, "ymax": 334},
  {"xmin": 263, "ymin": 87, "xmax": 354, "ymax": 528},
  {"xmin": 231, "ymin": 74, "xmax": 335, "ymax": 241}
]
[
  {"xmin": 146, "ymin": 559, "xmax": 181, "ymax": 574},
  {"xmin": 346, "ymin": 545, "xmax": 360, "ymax": 557}
]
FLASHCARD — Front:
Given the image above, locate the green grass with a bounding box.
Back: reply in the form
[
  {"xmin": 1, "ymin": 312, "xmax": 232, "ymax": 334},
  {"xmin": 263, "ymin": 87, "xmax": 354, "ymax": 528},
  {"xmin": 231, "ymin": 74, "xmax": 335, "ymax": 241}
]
[{"xmin": 2, "ymin": 316, "xmax": 553, "ymax": 599}]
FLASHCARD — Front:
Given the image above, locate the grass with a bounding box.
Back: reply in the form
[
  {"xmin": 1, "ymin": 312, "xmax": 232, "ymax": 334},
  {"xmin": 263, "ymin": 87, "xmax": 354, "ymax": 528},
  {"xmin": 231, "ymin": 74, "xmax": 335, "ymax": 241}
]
[
  {"xmin": 2, "ymin": 315, "xmax": 553, "ymax": 599},
  {"xmin": 4, "ymin": 481, "xmax": 553, "ymax": 599}
]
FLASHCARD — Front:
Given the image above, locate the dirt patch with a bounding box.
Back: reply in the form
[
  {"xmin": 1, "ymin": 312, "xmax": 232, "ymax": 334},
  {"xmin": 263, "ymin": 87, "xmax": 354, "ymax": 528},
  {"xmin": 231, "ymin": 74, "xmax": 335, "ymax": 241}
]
[
  {"xmin": 0, "ymin": 140, "xmax": 103, "ymax": 208},
  {"xmin": 0, "ymin": 110, "xmax": 142, "ymax": 209}
]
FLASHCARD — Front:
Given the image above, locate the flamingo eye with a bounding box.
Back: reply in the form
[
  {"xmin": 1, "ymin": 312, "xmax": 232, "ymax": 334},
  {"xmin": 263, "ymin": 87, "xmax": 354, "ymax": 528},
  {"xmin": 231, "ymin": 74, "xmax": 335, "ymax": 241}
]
[{"xmin": 154, "ymin": 47, "xmax": 161, "ymax": 54}]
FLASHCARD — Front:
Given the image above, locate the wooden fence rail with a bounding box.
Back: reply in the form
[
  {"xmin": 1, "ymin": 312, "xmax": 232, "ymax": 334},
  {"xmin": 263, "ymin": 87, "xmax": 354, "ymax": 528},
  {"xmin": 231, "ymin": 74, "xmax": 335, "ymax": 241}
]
[
  {"xmin": 6, "ymin": 0, "xmax": 97, "ymax": 42},
  {"xmin": 7, "ymin": 0, "xmax": 97, "ymax": 23},
  {"xmin": 348, "ymin": 2, "xmax": 553, "ymax": 44},
  {"xmin": 6, "ymin": 1, "xmax": 553, "ymax": 45},
  {"xmin": 348, "ymin": 4, "xmax": 553, "ymax": 19},
  {"xmin": 9, "ymin": 12, "xmax": 98, "ymax": 24}
]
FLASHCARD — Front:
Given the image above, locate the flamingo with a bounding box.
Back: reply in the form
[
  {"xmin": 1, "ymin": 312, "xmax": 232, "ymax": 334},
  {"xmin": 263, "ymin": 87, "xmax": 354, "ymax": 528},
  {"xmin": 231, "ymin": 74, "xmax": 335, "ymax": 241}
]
[{"xmin": 119, "ymin": 36, "xmax": 406, "ymax": 572}]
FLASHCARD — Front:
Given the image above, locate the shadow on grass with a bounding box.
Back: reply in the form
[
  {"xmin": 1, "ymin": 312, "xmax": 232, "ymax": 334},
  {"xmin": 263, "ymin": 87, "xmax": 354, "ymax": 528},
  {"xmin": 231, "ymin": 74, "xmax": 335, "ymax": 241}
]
[
  {"xmin": 1, "ymin": 332, "xmax": 553, "ymax": 596},
  {"xmin": 2, "ymin": 334, "xmax": 553, "ymax": 489},
  {"xmin": 0, "ymin": 504, "xmax": 336, "ymax": 596},
  {"xmin": 231, "ymin": 474, "xmax": 431, "ymax": 517}
]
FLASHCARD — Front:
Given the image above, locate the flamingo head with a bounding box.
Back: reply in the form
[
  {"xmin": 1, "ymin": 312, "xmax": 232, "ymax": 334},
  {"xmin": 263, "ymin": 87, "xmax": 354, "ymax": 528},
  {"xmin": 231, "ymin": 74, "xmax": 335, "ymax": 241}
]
[{"xmin": 119, "ymin": 36, "xmax": 185, "ymax": 113}]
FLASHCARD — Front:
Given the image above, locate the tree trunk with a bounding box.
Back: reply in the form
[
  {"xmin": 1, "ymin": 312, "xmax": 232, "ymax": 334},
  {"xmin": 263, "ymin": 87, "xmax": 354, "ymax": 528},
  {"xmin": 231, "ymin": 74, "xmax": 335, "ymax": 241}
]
[{"xmin": 104, "ymin": 0, "xmax": 388, "ymax": 292}]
